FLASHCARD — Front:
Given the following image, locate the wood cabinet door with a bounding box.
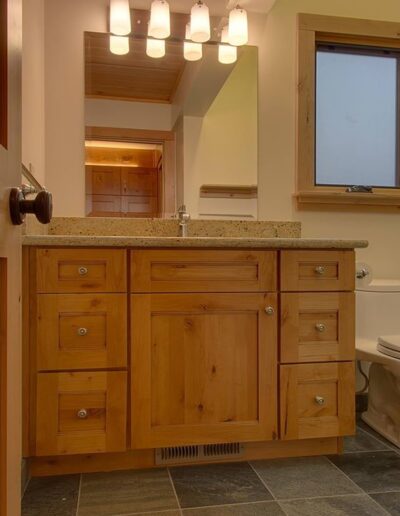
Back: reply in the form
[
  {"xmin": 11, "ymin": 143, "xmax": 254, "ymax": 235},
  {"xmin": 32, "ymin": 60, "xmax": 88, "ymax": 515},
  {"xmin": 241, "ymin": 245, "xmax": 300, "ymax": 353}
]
[
  {"xmin": 36, "ymin": 371, "xmax": 127, "ymax": 456},
  {"xmin": 86, "ymin": 166, "xmax": 122, "ymax": 195},
  {"xmin": 280, "ymin": 251, "xmax": 355, "ymax": 292},
  {"xmin": 87, "ymin": 194, "xmax": 122, "ymax": 217},
  {"xmin": 280, "ymin": 362, "xmax": 355, "ymax": 440},
  {"xmin": 131, "ymin": 250, "xmax": 277, "ymax": 293},
  {"xmin": 281, "ymin": 292, "xmax": 355, "ymax": 363},
  {"xmin": 131, "ymin": 293, "xmax": 278, "ymax": 449},
  {"xmin": 37, "ymin": 294, "xmax": 127, "ymax": 370},
  {"xmin": 121, "ymin": 167, "xmax": 158, "ymax": 196},
  {"xmin": 36, "ymin": 248, "xmax": 127, "ymax": 293}
]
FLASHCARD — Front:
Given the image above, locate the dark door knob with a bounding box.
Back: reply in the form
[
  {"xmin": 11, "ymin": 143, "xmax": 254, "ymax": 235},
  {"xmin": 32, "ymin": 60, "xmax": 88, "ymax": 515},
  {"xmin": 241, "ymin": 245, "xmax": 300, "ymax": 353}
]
[{"xmin": 9, "ymin": 188, "xmax": 53, "ymax": 226}]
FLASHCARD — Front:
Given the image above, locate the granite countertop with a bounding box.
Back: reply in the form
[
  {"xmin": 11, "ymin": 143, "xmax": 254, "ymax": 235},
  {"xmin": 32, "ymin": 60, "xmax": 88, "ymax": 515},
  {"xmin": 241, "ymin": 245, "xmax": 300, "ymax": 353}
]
[{"xmin": 22, "ymin": 234, "xmax": 368, "ymax": 249}]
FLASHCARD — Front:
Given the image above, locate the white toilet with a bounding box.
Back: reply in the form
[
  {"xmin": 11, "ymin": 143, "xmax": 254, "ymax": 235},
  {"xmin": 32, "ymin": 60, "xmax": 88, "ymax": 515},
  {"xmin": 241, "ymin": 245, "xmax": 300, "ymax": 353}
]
[{"xmin": 356, "ymin": 278, "xmax": 400, "ymax": 448}]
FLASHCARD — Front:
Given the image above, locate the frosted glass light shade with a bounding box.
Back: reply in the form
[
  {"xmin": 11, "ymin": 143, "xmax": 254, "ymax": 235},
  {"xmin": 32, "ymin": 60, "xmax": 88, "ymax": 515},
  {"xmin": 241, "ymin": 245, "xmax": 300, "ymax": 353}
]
[
  {"xmin": 218, "ymin": 26, "xmax": 237, "ymax": 64},
  {"xmin": 184, "ymin": 23, "xmax": 202, "ymax": 61},
  {"xmin": 190, "ymin": 1, "xmax": 210, "ymax": 43},
  {"xmin": 110, "ymin": 0, "xmax": 131, "ymax": 36},
  {"xmin": 228, "ymin": 6, "xmax": 248, "ymax": 46},
  {"xmin": 109, "ymin": 35, "xmax": 130, "ymax": 55},
  {"xmin": 146, "ymin": 38, "xmax": 166, "ymax": 58},
  {"xmin": 149, "ymin": 0, "xmax": 171, "ymax": 39}
]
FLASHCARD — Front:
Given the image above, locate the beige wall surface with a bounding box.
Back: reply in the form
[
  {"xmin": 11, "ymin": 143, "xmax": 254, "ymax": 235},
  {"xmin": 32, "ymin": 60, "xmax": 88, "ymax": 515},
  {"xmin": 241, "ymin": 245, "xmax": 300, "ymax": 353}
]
[
  {"xmin": 22, "ymin": 0, "xmax": 45, "ymax": 186},
  {"xmin": 258, "ymin": 0, "xmax": 400, "ymax": 277},
  {"xmin": 85, "ymin": 98, "xmax": 173, "ymax": 131}
]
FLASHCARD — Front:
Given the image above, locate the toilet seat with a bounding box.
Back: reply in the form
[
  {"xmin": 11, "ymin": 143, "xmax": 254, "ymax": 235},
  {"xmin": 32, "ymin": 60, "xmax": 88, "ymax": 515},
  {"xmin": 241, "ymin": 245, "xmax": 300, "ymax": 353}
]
[{"xmin": 378, "ymin": 335, "xmax": 400, "ymax": 360}]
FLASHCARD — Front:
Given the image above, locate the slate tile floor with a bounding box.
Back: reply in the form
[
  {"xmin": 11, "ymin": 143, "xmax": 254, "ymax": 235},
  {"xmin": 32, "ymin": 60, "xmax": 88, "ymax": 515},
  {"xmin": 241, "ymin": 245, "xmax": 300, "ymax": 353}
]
[{"xmin": 22, "ymin": 423, "xmax": 400, "ymax": 516}]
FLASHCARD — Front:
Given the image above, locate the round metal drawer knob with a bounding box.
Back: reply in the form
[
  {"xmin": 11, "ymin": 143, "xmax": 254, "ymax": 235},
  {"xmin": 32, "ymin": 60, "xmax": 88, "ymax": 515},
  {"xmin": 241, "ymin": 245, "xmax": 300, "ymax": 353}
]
[
  {"xmin": 315, "ymin": 323, "xmax": 326, "ymax": 333},
  {"xmin": 315, "ymin": 396, "xmax": 325, "ymax": 406},
  {"xmin": 265, "ymin": 306, "xmax": 275, "ymax": 316},
  {"xmin": 314, "ymin": 266, "xmax": 326, "ymax": 275},
  {"xmin": 78, "ymin": 328, "xmax": 88, "ymax": 337},
  {"xmin": 77, "ymin": 409, "xmax": 88, "ymax": 419},
  {"xmin": 78, "ymin": 266, "xmax": 88, "ymax": 276}
]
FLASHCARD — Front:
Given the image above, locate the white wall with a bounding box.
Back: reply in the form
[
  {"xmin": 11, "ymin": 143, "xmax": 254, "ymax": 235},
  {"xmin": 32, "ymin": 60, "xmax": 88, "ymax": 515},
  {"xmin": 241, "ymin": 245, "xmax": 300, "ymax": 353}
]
[
  {"xmin": 22, "ymin": 0, "xmax": 45, "ymax": 186},
  {"xmin": 258, "ymin": 0, "xmax": 400, "ymax": 278},
  {"xmin": 85, "ymin": 98, "xmax": 173, "ymax": 131}
]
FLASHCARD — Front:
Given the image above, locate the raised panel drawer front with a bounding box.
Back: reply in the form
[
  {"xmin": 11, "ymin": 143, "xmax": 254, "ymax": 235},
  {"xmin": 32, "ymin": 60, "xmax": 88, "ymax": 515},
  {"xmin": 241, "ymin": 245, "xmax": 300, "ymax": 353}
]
[
  {"xmin": 131, "ymin": 293, "xmax": 278, "ymax": 448},
  {"xmin": 36, "ymin": 248, "xmax": 127, "ymax": 293},
  {"xmin": 37, "ymin": 294, "xmax": 127, "ymax": 370},
  {"xmin": 280, "ymin": 362, "xmax": 355, "ymax": 440},
  {"xmin": 131, "ymin": 250, "xmax": 277, "ymax": 293},
  {"xmin": 36, "ymin": 371, "xmax": 127, "ymax": 456},
  {"xmin": 280, "ymin": 250, "xmax": 355, "ymax": 292},
  {"xmin": 280, "ymin": 292, "xmax": 355, "ymax": 363}
]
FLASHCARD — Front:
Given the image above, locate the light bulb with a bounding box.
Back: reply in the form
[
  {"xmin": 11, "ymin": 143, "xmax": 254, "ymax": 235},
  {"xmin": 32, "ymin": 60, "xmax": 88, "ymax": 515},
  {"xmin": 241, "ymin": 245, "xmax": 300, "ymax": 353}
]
[
  {"xmin": 149, "ymin": 0, "xmax": 171, "ymax": 39},
  {"xmin": 110, "ymin": 0, "xmax": 131, "ymax": 36},
  {"xmin": 228, "ymin": 6, "xmax": 248, "ymax": 46},
  {"xmin": 146, "ymin": 38, "xmax": 166, "ymax": 58},
  {"xmin": 190, "ymin": 1, "xmax": 210, "ymax": 43},
  {"xmin": 184, "ymin": 23, "xmax": 202, "ymax": 61},
  {"xmin": 218, "ymin": 26, "xmax": 237, "ymax": 64},
  {"xmin": 110, "ymin": 35, "xmax": 130, "ymax": 55}
]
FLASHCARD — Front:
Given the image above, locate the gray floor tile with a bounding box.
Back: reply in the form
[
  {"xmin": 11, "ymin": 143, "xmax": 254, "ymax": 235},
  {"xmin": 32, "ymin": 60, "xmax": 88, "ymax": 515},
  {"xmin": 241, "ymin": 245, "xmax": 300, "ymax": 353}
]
[
  {"xmin": 170, "ymin": 462, "xmax": 273, "ymax": 509},
  {"xmin": 344, "ymin": 427, "xmax": 391, "ymax": 453},
  {"xmin": 182, "ymin": 501, "xmax": 285, "ymax": 515},
  {"xmin": 78, "ymin": 469, "xmax": 178, "ymax": 516},
  {"xmin": 250, "ymin": 456, "xmax": 361, "ymax": 500},
  {"xmin": 371, "ymin": 492, "xmax": 400, "ymax": 515},
  {"xmin": 22, "ymin": 474, "xmax": 80, "ymax": 516},
  {"xmin": 281, "ymin": 494, "xmax": 388, "ymax": 515},
  {"xmin": 357, "ymin": 420, "xmax": 399, "ymax": 452},
  {"xmin": 329, "ymin": 451, "xmax": 400, "ymax": 493}
]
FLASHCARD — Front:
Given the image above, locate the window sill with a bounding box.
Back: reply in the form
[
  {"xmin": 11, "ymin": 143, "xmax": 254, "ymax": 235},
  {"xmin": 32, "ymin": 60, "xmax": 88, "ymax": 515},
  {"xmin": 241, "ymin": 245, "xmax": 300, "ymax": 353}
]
[{"xmin": 296, "ymin": 190, "xmax": 400, "ymax": 209}]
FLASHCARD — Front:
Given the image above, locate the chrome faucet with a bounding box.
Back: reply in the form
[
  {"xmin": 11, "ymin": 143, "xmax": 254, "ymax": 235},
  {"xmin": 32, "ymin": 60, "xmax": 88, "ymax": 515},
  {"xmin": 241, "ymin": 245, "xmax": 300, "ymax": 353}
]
[{"xmin": 177, "ymin": 205, "xmax": 190, "ymax": 237}]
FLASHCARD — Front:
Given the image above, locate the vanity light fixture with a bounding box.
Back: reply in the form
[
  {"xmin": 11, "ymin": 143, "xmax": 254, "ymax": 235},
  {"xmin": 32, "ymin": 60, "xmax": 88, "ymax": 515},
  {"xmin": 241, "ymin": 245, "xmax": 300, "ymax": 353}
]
[
  {"xmin": 146, "ymin": 37, "xmax": 166, "ymax": 58},
  {"xmin": 218, "ymin": 26, "xmax": 237, "ymax": 64},
  {"xmin": 228, "ymin": 5, "xmax": 248, "ymax": 46},
  {"xmin": 149, "ymin": 0, "xmax": 171, "ymax": 39},
  {"xmin": 109, "ymin": 35, "xmax": 130, "ymax": 55},
  {"xmin": 184, "ymin": 23, "xmax": 203, "ymax": 61},
  {"xmin": 109, "ymin": 0, "xmax": 132, "ymax": 36},
  {"xmin": 190, "ymin": 1, "xmax": 211, "ymax": 43}
]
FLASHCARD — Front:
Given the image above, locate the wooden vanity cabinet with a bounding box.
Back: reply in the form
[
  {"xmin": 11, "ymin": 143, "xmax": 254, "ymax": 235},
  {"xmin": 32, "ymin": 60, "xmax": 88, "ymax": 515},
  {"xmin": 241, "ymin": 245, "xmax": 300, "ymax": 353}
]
[{"xmin": 24, "ymin": 247, "xmax": 356, "ymax": 472}]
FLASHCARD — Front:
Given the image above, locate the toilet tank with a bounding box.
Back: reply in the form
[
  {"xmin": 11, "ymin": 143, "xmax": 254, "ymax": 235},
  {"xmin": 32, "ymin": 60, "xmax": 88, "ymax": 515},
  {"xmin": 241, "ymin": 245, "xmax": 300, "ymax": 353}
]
[{"xmin": 356, "ymin": 280, "xmax": 400, "ymax": 340}]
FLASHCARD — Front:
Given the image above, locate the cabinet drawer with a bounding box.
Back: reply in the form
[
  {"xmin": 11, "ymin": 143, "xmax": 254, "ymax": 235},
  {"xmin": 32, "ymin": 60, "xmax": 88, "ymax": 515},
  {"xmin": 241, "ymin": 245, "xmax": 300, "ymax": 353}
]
[
  {"xmin": 37, "ymin": 294, "xmax": 127, "ymax": 370},
  {"xmin": 281, "ymin": 293, "xmax": 355, "ymax": 363},
  {"xmin": 131, "ymin": 250, "xmax": 277, "ymax": 293},
  {"xmin": 36, "ymin": 371, "xmax": 127, "ymax": 456},
  {"xmin": 280, "ymin": 251, "xmax": 355, "ymax": 292},
  {"xmin": 280, "ymin": 362, "xmax": 355, "ymax": 440},
  {"xmin": 36, "ymin": 248, "xmax": 127, "ymax": 293}
]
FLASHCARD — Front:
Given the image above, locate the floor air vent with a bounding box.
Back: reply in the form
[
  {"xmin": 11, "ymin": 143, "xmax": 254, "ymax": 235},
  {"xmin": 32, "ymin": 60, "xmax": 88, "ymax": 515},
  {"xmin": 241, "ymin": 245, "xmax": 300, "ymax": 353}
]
[{"xmin": 155, "ymin": 442, "xmax": 244, "ymax": 465}]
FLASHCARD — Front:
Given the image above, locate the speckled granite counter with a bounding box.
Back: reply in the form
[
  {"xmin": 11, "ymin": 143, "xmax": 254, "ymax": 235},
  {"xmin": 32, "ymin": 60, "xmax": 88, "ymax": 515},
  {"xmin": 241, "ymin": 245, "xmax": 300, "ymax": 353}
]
[{"xmin": 22, "ymin": 235, "xmax": 368, "ymax": 249}]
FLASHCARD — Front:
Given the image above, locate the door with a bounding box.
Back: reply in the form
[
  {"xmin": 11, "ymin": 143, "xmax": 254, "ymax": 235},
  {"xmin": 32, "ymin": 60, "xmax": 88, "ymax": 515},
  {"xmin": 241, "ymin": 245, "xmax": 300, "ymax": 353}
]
[
  {"xmin": 131, "ymin": 293, "xmax": 278, "ymax": 449},
  {"xmin": 0, "ymin": 0, "xmax": 22, "ymax": 514}
]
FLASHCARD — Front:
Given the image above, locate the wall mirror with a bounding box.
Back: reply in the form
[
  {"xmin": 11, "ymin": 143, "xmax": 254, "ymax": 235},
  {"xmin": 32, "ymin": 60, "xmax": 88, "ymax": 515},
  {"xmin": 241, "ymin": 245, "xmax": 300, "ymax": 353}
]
[{"xmin": 84, "ymin": 10, "xmax": 258, "ymax": 220}]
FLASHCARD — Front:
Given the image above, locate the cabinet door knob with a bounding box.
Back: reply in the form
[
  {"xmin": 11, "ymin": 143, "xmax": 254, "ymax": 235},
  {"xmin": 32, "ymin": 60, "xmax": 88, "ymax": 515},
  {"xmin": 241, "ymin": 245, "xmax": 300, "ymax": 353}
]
[
  {"xmin": 76, "ymin": 409, "xmax": 88, "ymax": 419},
  {"xmin": 315, "ymin": 396, "xmax": 325, "ymax": 406},
  {"xmin": 78, "ymin": 327, "xmax": 88, "ymax": 337},
  {"xmin": 314, "ymin": 266, "xmax": 326, "ymax": 275},
  {"xmin": 265, "ymin": 306, "xmax": 275, "ymax": 315},
  {"xmin": 315, "ymin": 323, "xmax": 326, "ymax": 333},
  {"xmin": 78, "ymin": 266, "xmax": 88, "ymax": 276}
]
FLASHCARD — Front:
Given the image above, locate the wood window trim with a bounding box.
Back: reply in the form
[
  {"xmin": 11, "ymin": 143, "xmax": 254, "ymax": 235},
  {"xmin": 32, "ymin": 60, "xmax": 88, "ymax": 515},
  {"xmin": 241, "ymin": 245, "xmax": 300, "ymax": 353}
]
[{"xmin": 296, "ymin": 13, "xmax": 400, "ymax": 210}]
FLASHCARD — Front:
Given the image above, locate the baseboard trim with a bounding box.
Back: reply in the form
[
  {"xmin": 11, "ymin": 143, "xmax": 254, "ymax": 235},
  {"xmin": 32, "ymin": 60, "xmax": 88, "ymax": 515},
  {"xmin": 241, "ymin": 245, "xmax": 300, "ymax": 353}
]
[{"xmin": 28, "ymin": 437, "xmax": 342, "ymax": 477}]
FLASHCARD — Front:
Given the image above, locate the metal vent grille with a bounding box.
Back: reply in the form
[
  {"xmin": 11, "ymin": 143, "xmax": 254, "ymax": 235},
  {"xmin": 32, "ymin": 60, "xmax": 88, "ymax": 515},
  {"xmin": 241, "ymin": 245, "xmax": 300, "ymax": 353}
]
[{"xmin": 155, "ymin": 442, "xmax": 244, "ymax": 465}]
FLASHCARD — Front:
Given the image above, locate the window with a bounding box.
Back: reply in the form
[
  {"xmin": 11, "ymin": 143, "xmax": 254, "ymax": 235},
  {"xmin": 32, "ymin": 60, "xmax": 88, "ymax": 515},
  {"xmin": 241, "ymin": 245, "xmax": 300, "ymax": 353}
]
[{"xmin": 296, "ymin": 14, "xmax": 400, "ymax": 208}]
